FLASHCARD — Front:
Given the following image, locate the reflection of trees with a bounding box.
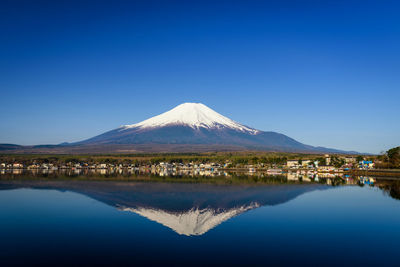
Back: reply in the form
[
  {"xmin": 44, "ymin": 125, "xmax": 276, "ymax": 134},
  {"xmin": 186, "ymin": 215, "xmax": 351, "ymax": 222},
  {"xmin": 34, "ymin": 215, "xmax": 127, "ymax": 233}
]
[
  {"xmin": 330, "ymin": 177, "xmax": 346, "ymax": 186},
  {"xmin": 0, "ymin": 170, "xmax": 397, "ymax": 198},
  {"xmin": 376, "ymin": 180, "xmax": 400, "ymax": 200}
]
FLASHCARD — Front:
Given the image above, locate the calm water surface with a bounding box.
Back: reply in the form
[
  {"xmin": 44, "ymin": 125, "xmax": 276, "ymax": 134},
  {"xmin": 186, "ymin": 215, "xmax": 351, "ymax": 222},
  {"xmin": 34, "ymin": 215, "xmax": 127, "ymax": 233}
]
[{"xmin": 0, "ymin": 178, "xmax": 399, "ymax": 266}]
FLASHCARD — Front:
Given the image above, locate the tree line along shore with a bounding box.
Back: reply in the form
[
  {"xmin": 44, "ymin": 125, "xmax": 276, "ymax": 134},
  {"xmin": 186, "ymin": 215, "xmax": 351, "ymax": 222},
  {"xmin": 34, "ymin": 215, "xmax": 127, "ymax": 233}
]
[{"xmin": 0, "ymin": 147, "xmax": 398, "ymax": 173}]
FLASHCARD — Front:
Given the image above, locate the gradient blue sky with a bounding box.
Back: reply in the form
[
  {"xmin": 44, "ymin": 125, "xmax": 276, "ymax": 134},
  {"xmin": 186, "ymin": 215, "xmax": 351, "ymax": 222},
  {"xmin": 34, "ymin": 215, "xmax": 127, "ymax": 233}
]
[{"xmin": 1, "ymin": 0, "xmax": 399, "ymax": 153}]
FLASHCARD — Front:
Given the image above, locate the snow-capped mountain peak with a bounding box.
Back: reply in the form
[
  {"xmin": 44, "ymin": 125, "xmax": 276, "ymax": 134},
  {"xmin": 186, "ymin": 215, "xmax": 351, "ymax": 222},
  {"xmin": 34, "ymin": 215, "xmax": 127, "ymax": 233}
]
[
  {"xmin": 122, "ymin": 102, "xmax": 259, "ymax": 134},
  {"xmin": 78, "ymin": 102, "xmax": 345, "ymax": 154}
]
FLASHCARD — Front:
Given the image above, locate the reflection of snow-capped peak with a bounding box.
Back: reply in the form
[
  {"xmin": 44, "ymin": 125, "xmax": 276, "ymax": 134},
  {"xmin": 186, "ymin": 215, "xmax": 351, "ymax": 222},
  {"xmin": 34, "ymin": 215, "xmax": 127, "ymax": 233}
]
[
  {"xmin": 121, "ymin": 102, "xmax": 259, "ymax": 134},
  {"xmin": 118, "ymin": 203, "xmax": 260, "ymax": 236}
]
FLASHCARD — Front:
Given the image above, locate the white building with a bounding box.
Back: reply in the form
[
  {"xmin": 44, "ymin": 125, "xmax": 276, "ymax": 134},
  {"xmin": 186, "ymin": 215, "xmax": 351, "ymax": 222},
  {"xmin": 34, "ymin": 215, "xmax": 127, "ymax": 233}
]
[
  {"xmin": 324, "ymin": 154, "xmax": 331, "ymax": 166},
  {"xmin": 287, "ymin": 160, "xmax": 312, "ymax": 168},
  {"xmin": 12, "ymin": 163, "xmax": 24, "ymax": 169}
]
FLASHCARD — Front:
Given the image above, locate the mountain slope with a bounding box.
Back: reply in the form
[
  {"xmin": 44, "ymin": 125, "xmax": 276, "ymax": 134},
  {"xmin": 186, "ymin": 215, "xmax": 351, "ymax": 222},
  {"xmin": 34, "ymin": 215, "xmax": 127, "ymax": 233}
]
[{"xmin": 77, "ymin": 102, "xmax": 347, "ymax": 153}]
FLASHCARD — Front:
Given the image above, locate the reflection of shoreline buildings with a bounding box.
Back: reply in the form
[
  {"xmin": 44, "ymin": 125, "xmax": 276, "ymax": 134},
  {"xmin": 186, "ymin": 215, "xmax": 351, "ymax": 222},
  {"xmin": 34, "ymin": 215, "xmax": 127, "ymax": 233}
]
[
  {"xmin": 286, "ymin": 170, "xmax": 380, "ymax": 186},
  {"xmin": 358, "ymin": 176, "xmax": 375, "ymax": 185},
  {"xmin": 0, "ymin": 166, "xmax": 234, "ymax": 178},
  {"xmin": 0, "ymin": 166, "xmax": 391, "ymax": 187},
  {"xmin": 287, "ymin": 171, "xmax": 342, "ymax": 183}
]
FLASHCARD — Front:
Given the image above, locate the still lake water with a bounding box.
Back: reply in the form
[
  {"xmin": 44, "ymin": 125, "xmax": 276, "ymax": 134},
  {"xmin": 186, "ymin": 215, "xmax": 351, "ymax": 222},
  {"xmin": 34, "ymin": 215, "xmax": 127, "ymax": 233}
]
[{"xmin": 0, "ymin": 177, "xmax": 399, "ymax": 266}]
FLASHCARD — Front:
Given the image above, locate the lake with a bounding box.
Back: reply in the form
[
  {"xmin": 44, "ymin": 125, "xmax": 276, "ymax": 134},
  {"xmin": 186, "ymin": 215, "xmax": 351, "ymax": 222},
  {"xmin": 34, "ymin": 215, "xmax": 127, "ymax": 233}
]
[{"xmin": 0, "ymin": 176, "xmax": 399, "ymax": 266}]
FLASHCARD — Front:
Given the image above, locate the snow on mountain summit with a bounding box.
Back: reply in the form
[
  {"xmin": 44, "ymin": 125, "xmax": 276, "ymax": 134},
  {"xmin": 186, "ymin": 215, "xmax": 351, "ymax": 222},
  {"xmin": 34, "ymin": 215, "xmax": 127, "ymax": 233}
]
[{"xmin": 122, "ymin": 103, "xmax": 259, "ymax": 134}]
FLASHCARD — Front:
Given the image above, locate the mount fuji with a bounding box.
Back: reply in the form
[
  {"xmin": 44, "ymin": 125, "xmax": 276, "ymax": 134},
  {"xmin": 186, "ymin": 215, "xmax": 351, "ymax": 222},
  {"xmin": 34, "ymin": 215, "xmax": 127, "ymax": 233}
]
[{"xmin": 73, "ymin": 102, "xmax": 348, "ymax": 153}]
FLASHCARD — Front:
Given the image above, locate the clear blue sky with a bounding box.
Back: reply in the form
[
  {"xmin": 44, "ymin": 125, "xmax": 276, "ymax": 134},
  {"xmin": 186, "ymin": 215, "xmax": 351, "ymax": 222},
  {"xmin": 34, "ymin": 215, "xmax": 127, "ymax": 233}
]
[{"xmin": 0, "ymin": 0, "xmax": 399, "ymax": 154}]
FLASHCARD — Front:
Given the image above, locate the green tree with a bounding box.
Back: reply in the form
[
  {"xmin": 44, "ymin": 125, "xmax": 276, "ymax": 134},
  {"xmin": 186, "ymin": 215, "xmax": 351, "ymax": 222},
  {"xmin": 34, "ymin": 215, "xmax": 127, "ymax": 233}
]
[
  {"xmin": 387, "ymin": 146, "xmax": 400, "ymax": 167},
  {"xmin": 316, "ymin": 157, "xmax": 326, "ymax": 166},
  {"xmin": 331, "ymin": 156, "xmax": 345, "ymax": 168}
]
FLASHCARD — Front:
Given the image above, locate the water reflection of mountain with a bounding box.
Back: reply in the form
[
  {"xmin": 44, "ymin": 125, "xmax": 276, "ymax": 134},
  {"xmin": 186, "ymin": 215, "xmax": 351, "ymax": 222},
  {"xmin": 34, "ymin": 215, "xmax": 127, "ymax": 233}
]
[{"xmin": 0, "ymin": 180, "xmax": 329, "ymax": 235}]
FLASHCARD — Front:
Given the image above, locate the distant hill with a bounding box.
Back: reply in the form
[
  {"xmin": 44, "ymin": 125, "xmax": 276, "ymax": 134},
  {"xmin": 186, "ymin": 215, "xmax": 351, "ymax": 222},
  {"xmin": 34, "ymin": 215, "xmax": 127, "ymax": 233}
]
[{"xmin": 0, "ymin": 144, "xmax": 23, "ymax": 151}]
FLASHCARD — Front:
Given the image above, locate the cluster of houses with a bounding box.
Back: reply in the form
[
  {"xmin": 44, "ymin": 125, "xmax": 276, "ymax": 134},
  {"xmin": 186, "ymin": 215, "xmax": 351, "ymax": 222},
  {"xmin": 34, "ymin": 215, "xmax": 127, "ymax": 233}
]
[
  {"xmin": 0, "ymin": 154, "xmax": 375, "ymax": 175},
  {"xmin": 0, "ymin": 163, "xmax": 25, "ymax": 169},
  {"xmin": 151, "ymin": 162, "xmax": 227, "ymax": 177},
  {"xmin": 0, "ymin": 161, "xmax": 232, "ymax": 177},
  {"xmin": 358, "ymin": 160, "xmax": 374, "ymax": 169},
  {"xmin": 0, "ymin": 162, "xmax": 111, "ymax": 170},
  {"xmin": 0, "ymin": 161, "xmax": 226, "ymax": 173},
  {"xmin": 286, "ymin": 154, "xmax": 374, "ymax": 172}
]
